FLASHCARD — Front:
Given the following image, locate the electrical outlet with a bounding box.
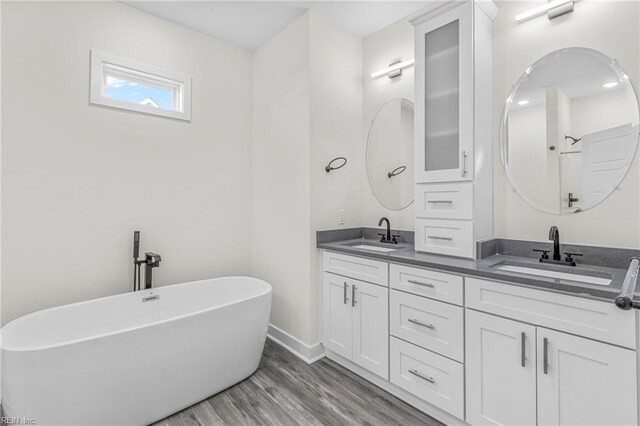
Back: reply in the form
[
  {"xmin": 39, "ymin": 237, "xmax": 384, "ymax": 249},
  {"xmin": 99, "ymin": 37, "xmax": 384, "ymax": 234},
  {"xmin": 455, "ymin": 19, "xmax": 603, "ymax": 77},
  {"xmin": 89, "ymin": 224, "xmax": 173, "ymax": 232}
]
[{"xmin": 338, "ymin": 210, "xmax": 345, "ymax": 225}]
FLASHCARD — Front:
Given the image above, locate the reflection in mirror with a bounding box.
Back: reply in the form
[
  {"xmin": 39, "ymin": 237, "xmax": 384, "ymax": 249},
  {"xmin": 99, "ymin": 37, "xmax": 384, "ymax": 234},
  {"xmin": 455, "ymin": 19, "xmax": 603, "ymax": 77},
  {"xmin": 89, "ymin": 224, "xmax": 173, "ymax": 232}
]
[
  {"xmin": 501, "ymin": 48, "xmax": 639, "ymax": 214},
  {"xmin": 366, "ymin": 98, "xmax": 415, "ymax": 210}
]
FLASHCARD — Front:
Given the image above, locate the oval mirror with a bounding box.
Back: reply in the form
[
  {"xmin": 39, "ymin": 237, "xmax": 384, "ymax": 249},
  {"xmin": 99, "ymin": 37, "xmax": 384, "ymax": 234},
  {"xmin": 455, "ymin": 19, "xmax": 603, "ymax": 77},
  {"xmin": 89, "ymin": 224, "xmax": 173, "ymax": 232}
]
[
  {"xmin": 366, "ymin": 98, "xmax": 415, "ymax": 210},
  {"xmin": 501, "ymin": 47, "xmax": 639, "ymax": 214}
]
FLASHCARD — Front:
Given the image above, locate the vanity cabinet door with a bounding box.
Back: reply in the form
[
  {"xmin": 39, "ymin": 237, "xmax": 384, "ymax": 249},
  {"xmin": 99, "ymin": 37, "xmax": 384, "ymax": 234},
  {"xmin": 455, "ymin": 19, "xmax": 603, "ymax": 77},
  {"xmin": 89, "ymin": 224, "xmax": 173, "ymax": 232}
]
[
  {"xmin": 352, "ymin": 280, "xmax": 389, "ymax": 379},
  {"xmin": 414, "ymin": 2, "xmax": 473, "ymax": 183},
  {"xmin": 466, "ymin": 310, "xmax": 537, "ymax": 426},
  {"xmin": 322, "ymin": 273, "xmax": 352, "ymax": 360},
  {"xmin": 537, "ymin": 328, "xmax": 638, "ymax": 426}
]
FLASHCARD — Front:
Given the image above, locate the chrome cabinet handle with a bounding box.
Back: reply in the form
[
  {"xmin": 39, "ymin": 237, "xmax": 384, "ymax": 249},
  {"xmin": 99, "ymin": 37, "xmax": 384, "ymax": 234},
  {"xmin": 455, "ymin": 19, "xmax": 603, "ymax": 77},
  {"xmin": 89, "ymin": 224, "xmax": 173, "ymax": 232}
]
[
  {"xmin": 427, "ymin": 200, "xmax": 453, "ymax": 204},
  {"xmin": 352, "ymin": 285, "xmax": 357, "ymax": 307},
  {"xmin": 408, "ymin": 318, "xmax": 435, "ymax": 329},
  {"xmin": 343, "ymin": 282, "xmax": 349, "ymax": 304},
  {"xmin": 461, "ymin": 150, "xmax": 468, "ymax": 177},
  {"xmin": 543, "ymin": 337, "xmax": 549, "ymax": 374},
  {"xmin": 428, "ymin": 236, "xmax": 453, "ymax": 241},
  {"xmin": 521, "ymin": 332, "xmax": 526, "ymax": 367},
  {"xmin": 409, "ymin": 369, "xmax": 435, "ymax": 383},
  {"xmin": 407, "ymin": 279, "xmax": 435, "ymax": 288}
]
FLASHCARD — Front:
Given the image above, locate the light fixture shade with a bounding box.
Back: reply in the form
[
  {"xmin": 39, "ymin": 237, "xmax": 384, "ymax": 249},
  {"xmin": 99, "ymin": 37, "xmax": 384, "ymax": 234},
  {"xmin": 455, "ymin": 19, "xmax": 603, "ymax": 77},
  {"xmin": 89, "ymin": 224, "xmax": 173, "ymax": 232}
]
[
  {"xmin": 515, "ymin": 0, "xmax": 574, "ymax": 23},
  {"xmin": 371, "ymin": 58, "xmax": 415, "ymax": 79}
]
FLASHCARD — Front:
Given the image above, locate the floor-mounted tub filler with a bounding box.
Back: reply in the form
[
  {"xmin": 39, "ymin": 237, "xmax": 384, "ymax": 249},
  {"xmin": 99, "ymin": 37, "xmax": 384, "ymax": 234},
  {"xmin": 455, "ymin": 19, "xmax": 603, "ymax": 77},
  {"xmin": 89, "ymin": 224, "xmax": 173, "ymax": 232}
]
[{"xmin": 1, "ymin": 276, "xmax": 272, "ymax": 425}]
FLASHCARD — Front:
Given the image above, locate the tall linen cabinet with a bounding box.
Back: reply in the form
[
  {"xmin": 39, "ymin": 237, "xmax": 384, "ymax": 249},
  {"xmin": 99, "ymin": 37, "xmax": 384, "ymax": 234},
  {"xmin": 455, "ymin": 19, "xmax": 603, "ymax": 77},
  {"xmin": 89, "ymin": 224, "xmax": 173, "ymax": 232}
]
[{"xmin": 411, "ymin": 0, "xmax": 496, "ymax": 258}]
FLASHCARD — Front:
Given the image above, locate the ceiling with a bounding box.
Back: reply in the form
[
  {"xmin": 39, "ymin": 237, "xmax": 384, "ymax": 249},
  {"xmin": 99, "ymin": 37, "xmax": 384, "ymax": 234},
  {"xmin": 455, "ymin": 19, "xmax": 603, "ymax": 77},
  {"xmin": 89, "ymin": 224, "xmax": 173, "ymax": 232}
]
[{"xmin": 122, "ymin": 1, "xmax": 429, "ymax": 51}]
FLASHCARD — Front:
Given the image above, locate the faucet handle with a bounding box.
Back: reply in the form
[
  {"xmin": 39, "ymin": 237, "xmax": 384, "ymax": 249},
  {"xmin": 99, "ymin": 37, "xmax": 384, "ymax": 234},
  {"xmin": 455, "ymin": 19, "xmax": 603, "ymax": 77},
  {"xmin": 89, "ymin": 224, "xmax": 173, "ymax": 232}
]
[
  {"xmin": 391, "ymin": 234, "xmax": 401, "ymax": 244},
  {"xmin": 533, "ymin": 249, "xmax": 550, "ymax": 260},
  {"xmin": 378, "ymin": 233, "xmax": 387, "ymax": 242},
  {"xmin": 564, "ymin": 252, "xmax": 583, "ymax": 264}
]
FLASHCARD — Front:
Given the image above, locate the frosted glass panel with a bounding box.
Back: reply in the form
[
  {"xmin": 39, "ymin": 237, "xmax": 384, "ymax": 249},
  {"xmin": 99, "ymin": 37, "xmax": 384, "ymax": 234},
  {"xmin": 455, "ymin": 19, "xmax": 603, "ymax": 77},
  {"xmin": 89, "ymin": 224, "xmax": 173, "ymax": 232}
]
[{"xmin": 424, "ymin": 20, "xmax": 459, "ymax": 172}]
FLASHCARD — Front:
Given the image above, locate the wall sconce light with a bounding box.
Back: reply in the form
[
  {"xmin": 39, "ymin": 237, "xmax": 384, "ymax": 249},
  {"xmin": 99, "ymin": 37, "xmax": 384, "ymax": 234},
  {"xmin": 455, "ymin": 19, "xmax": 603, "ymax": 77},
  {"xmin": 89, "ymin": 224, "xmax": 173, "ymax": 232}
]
[
  {"xmin": 515, "ymin": 0, "xmax": 576, "ymax": 23},
  {"xmin": 371, "ymin": 58, "xmax": 415, "ymax": 79}
]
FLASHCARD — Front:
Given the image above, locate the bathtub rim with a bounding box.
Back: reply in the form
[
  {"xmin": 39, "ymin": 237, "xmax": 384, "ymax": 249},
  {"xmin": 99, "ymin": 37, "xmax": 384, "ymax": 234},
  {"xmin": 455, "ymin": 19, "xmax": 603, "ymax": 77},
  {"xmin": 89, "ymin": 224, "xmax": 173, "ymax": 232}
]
[{"xmin": 0, "ymin": 276, "xmax": 272, "ymax": 353}]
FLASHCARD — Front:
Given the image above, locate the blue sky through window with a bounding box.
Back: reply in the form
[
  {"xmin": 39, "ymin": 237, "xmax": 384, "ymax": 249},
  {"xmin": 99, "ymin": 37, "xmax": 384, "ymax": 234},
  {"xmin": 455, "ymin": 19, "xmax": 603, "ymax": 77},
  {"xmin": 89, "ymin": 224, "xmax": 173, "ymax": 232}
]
[{"xmin": 105, "ymin": 76, "xmax": 173, "ymax": 110}]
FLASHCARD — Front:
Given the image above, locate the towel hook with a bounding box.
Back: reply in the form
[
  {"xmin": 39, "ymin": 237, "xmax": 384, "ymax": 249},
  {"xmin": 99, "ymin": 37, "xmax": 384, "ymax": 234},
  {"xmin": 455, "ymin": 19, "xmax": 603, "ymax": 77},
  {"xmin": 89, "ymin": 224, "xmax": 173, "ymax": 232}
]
[
  {"xmin": 325, "ymin": 157, "xmax": 347, "ymax": 173},
  {"xmin": 388, "ymin": 165, "xmax": 407, "ymax": 178}
]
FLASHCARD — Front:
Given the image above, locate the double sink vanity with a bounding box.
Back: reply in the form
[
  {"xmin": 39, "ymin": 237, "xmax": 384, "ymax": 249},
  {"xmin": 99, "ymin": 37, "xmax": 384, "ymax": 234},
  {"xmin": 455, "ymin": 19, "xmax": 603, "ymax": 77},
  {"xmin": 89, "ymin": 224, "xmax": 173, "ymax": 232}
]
[
  {"xmin": 318, "ymin": 229, "xmax": 639, "ymax": 426},
  {"xmin": 329, "ymin": 0, "xmax": 640, "ymax": 425}
]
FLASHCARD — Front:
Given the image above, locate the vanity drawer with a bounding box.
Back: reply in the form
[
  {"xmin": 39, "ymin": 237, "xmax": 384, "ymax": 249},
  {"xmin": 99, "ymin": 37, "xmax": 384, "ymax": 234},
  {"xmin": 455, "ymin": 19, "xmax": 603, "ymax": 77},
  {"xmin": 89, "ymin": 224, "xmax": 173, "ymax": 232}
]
[
  {"xmin": 415, "ymin": 182, "xmax": 473, "ymax": 220},
  {"xmin": 390, "ymin": 263, "xmax": 463, "ymax": 305},
  {"xmin": 466, "ymin": 277, "xmax": 636, "ymax": 348},
  {"xmin": 390, "ymin": 290, "xmax": 464, "ymax": 362},
  {"xmin": 390, "ymin": 336, "xmax": 464, "ymax": 420},
  {"xmin": 415, "ymin": 219, "xmax": 474, "ymax": 259},
  {"xmin": 322, "ymin": 251, "xmax": 388, "ymax": 286}
]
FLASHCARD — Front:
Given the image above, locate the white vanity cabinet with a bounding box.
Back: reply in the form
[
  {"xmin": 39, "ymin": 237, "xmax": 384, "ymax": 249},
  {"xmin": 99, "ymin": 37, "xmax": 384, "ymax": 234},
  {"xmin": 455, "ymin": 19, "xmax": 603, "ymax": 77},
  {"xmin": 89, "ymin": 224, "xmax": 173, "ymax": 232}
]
[
  {"xmin": 536, "ymin": 328, "xmax": 638, "ymax": 426},
  {"xmin": 465, "ymin": 278, "xmax": 638, "ymax": 426},
  {"xmin": 320, "ymin": 250, "xmax": 639, "ymax": 426},
  {"xmin": 466, "ymin": 310, "xmax": 537, "ymax": 426},
  {"xmin": 321, "ymin": 252, "xmax": 389, "ymax": 379},
  {"xmin": 389, "ymin": 264, "xmax": 466, "ymax": 419},
  {"xmin": 411, "ymin": 0, "xmax": 496, "ymax": 259}
]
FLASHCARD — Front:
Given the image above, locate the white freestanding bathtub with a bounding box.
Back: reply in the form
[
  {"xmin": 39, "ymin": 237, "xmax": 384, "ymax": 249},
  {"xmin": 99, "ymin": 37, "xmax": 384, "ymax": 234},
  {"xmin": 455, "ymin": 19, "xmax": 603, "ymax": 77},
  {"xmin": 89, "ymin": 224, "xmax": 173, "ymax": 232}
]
[{"xmin": 1, "ymin": 276, "xmax": 272, "ymax": 425}]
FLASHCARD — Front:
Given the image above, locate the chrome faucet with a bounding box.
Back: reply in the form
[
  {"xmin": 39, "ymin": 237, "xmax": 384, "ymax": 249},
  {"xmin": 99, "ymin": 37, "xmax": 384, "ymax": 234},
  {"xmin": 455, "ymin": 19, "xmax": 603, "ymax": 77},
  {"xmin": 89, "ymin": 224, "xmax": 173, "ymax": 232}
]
[
  {"xmin": 377, "ymin": 217, "xmax": 400, "ymax": 244},
  {"xmin": 548, "ymin": 226, "xmax": 561, "ymax": 261},
  {"xmin": 533, "ymin": 226, "xmax": 582, "ymax": 266},
  {"xmin": 144, "ymin": 252, "xmax": 162, "ymax": 290},
  {"xmin": 132, "ymin": 231, "xmax": 162, "ymax": 291}
]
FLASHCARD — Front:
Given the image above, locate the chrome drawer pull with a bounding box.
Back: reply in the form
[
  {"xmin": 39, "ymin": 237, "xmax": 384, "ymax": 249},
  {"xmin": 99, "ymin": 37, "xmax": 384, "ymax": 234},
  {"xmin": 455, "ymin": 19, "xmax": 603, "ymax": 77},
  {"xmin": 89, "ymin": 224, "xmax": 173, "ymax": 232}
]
[
  {"xmin": 461, "ymin": 150, "xmax": 468, "ymax": 177},
  {"xmin": 352, "ymin": 285, "xmax": 357, "ymax": 307},
  {"xmin": 409, "ymin": 369, "xmax": 435, "ymax": 383},
  {"xmin": 427, "ymin": 235, "xmax": 453, "ymax": 241},
  {"xmin": 343, "ymin": 282, "xmax": 349, "ymax": 304},
  {"xmin": 543, "ymin": 337, "xmax": 549, "ymax": 374},
  {"xmin": 427, "ymin": 200, "xmax": 453, "ymax": 204},
  {"xmin": 521, "ymin": 332, "xmax": 526, "ymax": 367},
  {"xmin": 407, "ymin": 279, "xmax": 435, "ymax": 288},
  {"xmin": 408, "ymin": 318, "xmax": 436, "ymax": 329}
]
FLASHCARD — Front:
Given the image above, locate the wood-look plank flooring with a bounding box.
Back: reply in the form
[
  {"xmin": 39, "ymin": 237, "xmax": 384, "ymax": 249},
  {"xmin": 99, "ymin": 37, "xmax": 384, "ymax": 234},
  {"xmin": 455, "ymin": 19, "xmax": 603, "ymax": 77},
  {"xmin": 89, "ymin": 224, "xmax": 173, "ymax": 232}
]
[{"xmin": 154, "ymin": 339, "xmax": 444, "ymax": 426}]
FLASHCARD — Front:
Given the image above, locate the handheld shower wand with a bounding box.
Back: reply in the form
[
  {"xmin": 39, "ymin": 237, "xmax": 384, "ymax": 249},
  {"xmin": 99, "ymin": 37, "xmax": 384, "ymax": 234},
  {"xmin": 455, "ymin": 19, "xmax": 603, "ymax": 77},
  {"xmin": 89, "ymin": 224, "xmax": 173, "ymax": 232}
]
[{"xmin": 133, "ymin": 231, "xmax": 141, "ymax": 291}]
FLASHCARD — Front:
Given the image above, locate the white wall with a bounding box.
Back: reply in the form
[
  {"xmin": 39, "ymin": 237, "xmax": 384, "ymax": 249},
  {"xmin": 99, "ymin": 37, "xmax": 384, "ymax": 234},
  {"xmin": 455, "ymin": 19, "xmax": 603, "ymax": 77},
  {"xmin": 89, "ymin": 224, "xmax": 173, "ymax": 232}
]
[
  {"xmin": 493, "ymin": 0, "xmax": 640, "ymax": 248},
  {"xmin": 252, "ymin": 12, "xmax": 362, "ymax": 345},
  {"xmin": 252, "ymin": 13, "xmax": 313, "ymax": 344},
  {"xmin": 362, "ymin": 19, "xmax": 415, "ymax": 230},
  {"xmin": 309, "ymin": 13, "xmax": 363, "ymax": 343},
  {"xmin": 1, "ymin": 1, "xmax": 253, "ymax": 325}
]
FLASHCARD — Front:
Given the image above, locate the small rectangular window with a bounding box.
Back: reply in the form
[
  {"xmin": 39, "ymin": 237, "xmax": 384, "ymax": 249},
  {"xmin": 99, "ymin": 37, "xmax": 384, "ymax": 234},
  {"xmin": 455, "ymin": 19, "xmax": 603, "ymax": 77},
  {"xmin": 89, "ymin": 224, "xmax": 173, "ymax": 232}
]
[{"xmin": 90, "ymin": 49, "xmax": 191, "ymax": 121}]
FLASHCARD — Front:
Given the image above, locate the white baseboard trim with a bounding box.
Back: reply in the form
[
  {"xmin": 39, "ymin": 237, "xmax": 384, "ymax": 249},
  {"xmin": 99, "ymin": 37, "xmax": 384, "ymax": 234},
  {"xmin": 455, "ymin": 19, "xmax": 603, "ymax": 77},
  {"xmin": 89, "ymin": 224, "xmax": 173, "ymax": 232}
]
[{"xmin": 267, "ymin": 324, "xmax": 325, "ymax": 364}]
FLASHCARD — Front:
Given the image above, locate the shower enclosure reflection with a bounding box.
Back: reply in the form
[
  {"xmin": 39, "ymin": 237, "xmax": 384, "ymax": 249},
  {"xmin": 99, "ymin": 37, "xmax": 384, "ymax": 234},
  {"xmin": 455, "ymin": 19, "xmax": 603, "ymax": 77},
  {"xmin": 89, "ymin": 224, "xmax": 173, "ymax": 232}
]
[{"xmin": 501, "ymin": 48, "xmax": 639, "ymax": 214}]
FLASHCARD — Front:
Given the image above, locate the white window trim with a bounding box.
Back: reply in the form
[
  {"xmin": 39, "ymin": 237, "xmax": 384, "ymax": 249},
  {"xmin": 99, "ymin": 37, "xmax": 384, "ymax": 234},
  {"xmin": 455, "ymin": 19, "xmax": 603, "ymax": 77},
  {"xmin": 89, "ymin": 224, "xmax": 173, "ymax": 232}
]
[{"xmin": 89, "ymin": 49, "xmax": 192, "ymax": 121}]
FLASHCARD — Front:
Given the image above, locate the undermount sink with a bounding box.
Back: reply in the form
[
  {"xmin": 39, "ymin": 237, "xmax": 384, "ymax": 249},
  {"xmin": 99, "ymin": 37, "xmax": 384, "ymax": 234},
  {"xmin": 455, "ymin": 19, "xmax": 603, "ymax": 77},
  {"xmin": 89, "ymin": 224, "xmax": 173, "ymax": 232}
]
[
  {"xmin": 348, "ymin": 244, "xmax": 397, "ymax": 253},
  {"xmin": 491, "ymin": 261, "xmax": 612, "ymax": 286}
]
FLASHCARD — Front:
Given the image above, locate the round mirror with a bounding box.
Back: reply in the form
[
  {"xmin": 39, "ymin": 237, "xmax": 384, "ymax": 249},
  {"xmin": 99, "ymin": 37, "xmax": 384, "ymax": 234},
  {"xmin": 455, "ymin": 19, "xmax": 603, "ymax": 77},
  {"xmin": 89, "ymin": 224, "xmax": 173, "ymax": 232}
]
[
  {"xmin": 500, "ymin": 47, "xmax": 639, "ymax": 214},
  {"xmin": 366, "ymin": 98, "xmax": 415, "ymax": 210}
]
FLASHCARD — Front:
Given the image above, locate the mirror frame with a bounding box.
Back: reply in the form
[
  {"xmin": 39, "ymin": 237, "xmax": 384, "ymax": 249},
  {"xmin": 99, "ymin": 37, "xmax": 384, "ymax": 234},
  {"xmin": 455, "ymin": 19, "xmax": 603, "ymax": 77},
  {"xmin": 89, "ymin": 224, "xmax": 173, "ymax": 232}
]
[
  {"xmin": 499, "ymin": 47, "xmax": 640, "ymax": 215},
  {"xmin": 365, "ymin": 97, "xmax": 415, "ymax": 211}
]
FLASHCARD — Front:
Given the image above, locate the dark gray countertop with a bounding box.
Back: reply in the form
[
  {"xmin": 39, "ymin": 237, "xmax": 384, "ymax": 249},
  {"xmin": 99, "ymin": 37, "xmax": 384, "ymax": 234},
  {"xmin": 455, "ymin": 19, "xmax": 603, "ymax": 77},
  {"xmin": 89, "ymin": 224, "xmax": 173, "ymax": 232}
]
[{"xmin": 318, "ymin": 238, "xmax": 639, "ymax": 303}]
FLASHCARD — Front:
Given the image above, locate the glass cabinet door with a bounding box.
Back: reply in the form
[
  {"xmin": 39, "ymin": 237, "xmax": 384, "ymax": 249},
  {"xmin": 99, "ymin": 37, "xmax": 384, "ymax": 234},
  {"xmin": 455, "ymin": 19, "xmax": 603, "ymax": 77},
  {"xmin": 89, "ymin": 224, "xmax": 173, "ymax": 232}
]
[{"xmin": 415, "ymin": 4, "xmax": 473, "ymax": 183}]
